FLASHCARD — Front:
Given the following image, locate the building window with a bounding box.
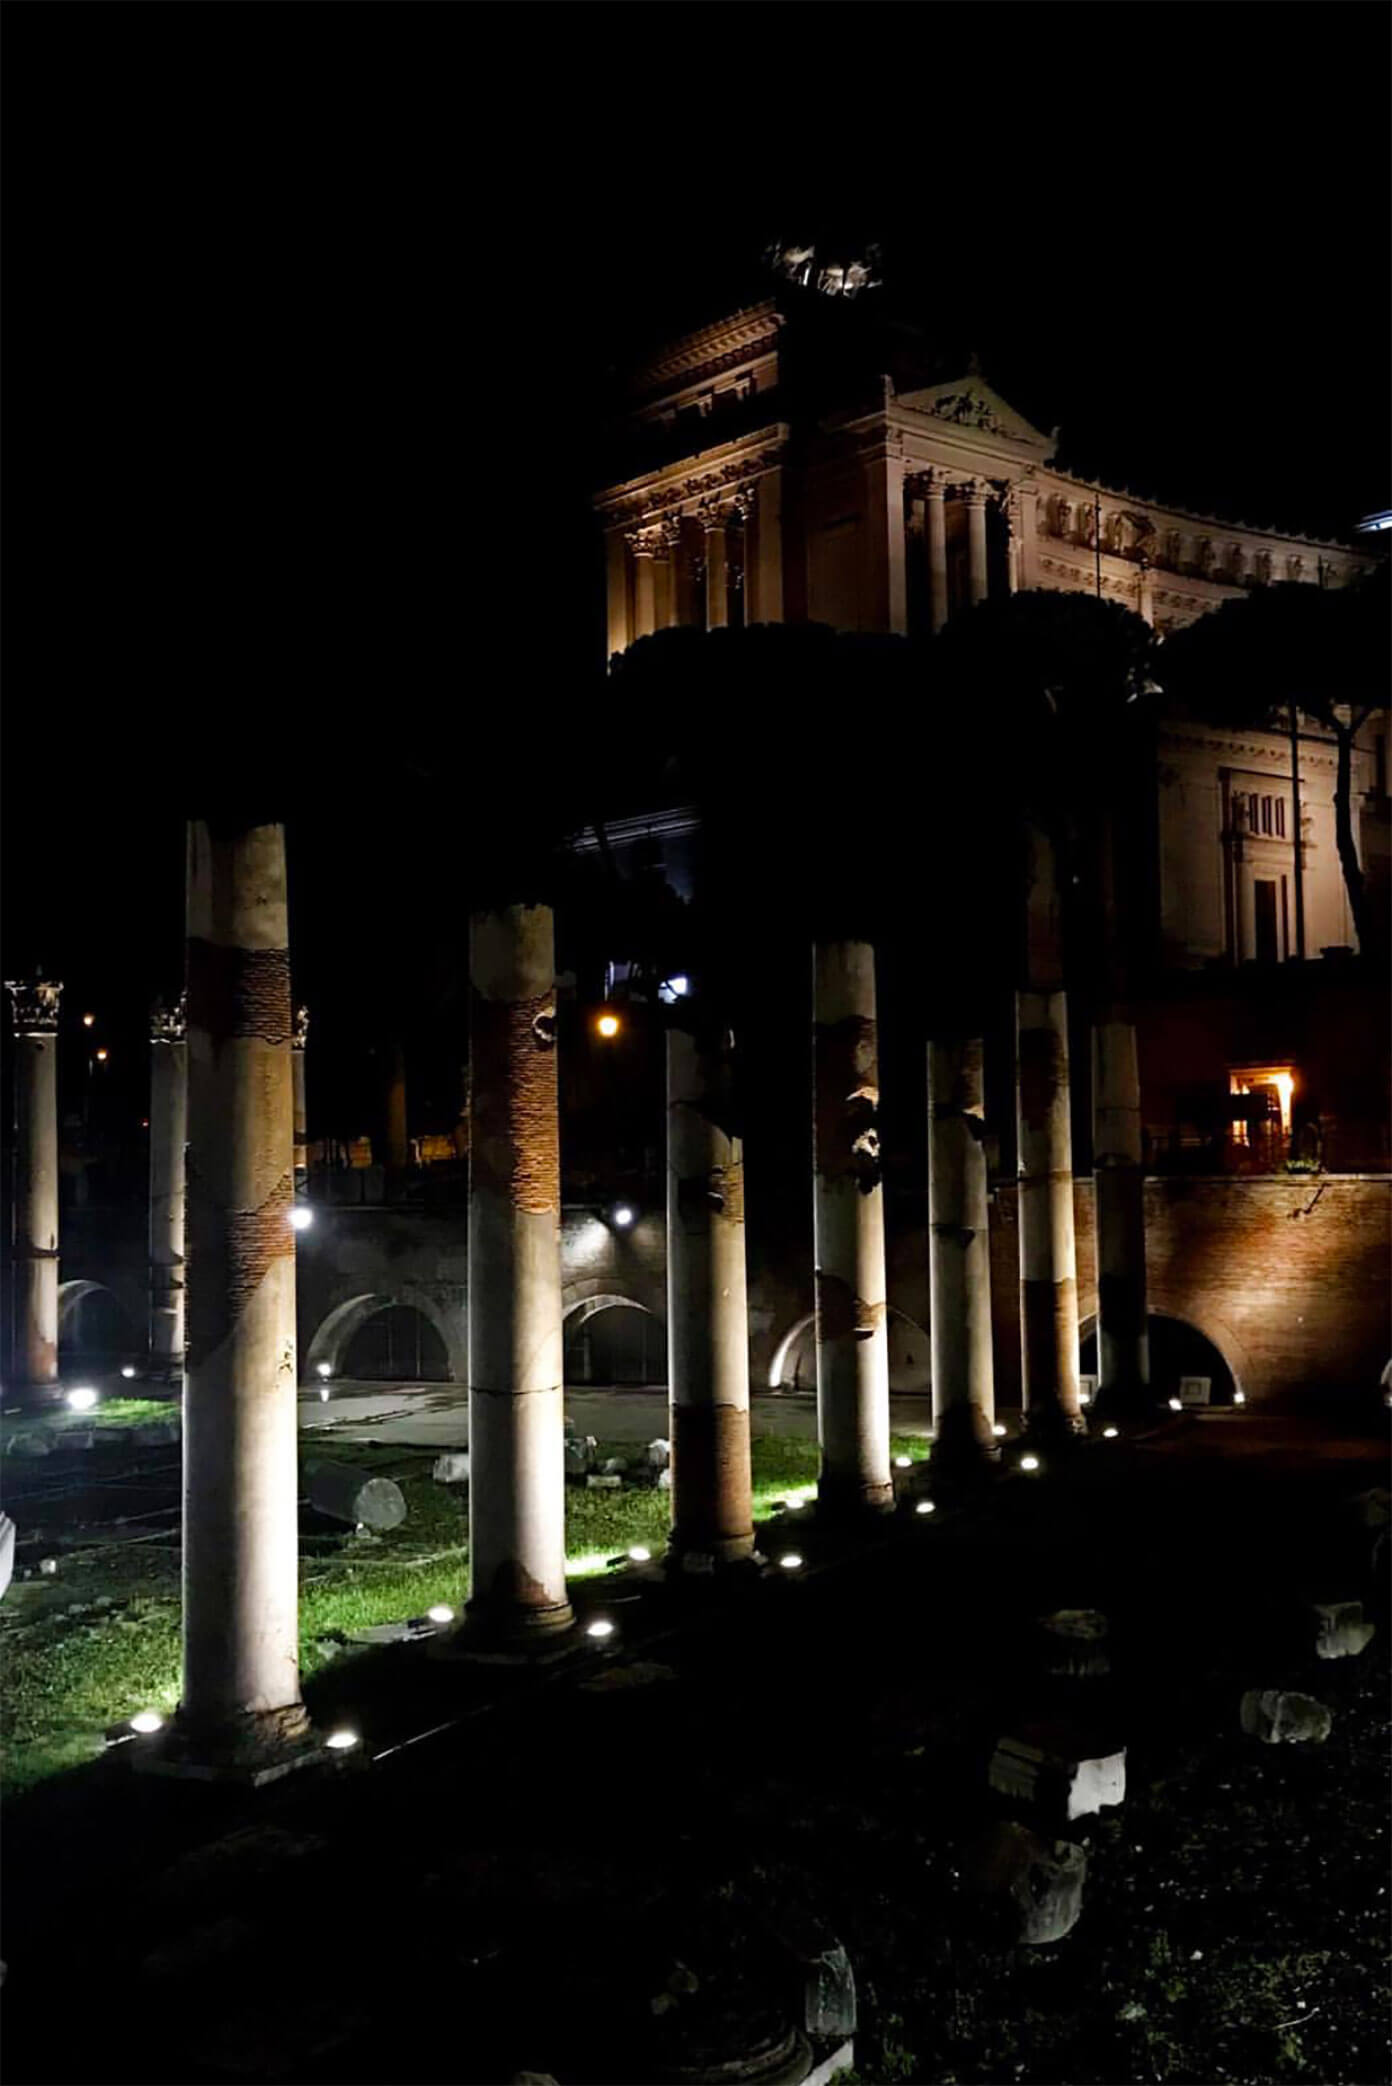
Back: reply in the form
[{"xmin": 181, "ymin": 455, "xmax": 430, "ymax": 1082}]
[
  {"xmin": 1274, "ymin": 797, "xmax": 1285, "ymax": 838},
  {"xmin": 1230, "ymin": 1064, "xmax": 1295, "ymax": 1166}
]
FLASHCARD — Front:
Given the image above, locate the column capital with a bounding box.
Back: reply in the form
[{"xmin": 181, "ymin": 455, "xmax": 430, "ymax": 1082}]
[
  {"xmin": 625, "ymin": 524, "xmax": 664, "ymax": 560},
  {"xmin": 150, "ymin": 991, "xmax": 187, "ymax": 1044},
  {"xmin": 962, "ymin": 476, "xmax": 990, "ymax": 507},
  {"xmin": 293, "ymin": 1004, "xmax": 310, "ymax": 1052},
  {"xmin": 5, "ymin": 975, "xmax": 62, "ymax": 1033}
]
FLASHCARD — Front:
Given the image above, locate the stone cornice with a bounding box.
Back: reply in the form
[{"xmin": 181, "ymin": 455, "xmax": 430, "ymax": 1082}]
[
  {"xmin": 1037, "ymin": 466, "xmax": 1376, "ymax": 564},
  {"xmin": 626, "ymin": 300, "xmax": 782, "ymax": 402},
  {"xmin": 598, "ymin": 427, "xmax": 788, "ymax": 529},
  {"xmin": 1159, "ymin": 723, "xmax": 1342, "ymax": 771}
]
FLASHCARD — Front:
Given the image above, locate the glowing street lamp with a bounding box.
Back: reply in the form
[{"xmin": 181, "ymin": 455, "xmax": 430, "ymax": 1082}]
[
  {"xmin": 612, "ymin": 1204, "xmax": 635, "ymax": 1229},
  {"xmin": 596, "ymin": 1013, "xmax": 621, "ymax": 1040},
  {"xmin": 82, "ymin": 1013, "xmax": 95, "ymax": 1029},
  {"xmin": 289, "ymin": 1205, "xmax": 314, "ymax": 1232}
]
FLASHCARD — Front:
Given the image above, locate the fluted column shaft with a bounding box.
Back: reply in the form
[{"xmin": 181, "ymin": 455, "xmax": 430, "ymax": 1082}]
[
  {"xmin": 5, "ymin": 978, "xmax": 62, "ymax": 1388},
  {"xmin": 181, "ymin": 820, "xmax": 306, "ymax": 1749},
  {"xmin": 666, "ymin": 1020, "xmax": 755, "ymax": 1564},
  {"xmin": 813, "ymin": 940, "xmax": 893, "ymax": 1513},
  {"xmin": 467, "ymin": 904, "xmax": 572, "ymax": 1639},
  {"xmin": 703, "ymin": 518, "xmax": 729, "ymax": 630},
  {"xmin": 632, "ymin": 545, "xmax": 657, "ymax": 641},
  {"xmin": 928, "ymin": 1036, "xmax": 996, "ymax": 1459},
  {"xmin": 148, "ymin": 1002, "xmax": 187, "ymax": 1371},
  {"xmin": 966, "ymin": 484, "xmax": 989, "ymax": 608},
  {"xmin": 925, "ymin": 481, "xmax": 949, "ymax": 633}
]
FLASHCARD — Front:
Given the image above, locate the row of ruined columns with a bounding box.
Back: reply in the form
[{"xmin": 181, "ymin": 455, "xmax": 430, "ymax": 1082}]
[{"xmin": 1, "ymin": 813, "xmax": 1148, "ymax": 1767}]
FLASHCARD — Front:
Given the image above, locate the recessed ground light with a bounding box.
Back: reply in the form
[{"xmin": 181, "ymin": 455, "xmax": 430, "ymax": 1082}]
[
  {"xmin": 894, "ymin": 1455, "xmax": 912, "ymax": 1470},
  {"xmin": 1233, "ymin": 1390, "xmax": 1246, "ymax": 1406},
  {"xmin": 316, "ymin": 1361, "xmax": 332, "ymax": 1379},
  {"xmin": 586, "ymin": 1618, "xmax": 615, "ymax": 1640},
  {"xmin": 1102, "ymin": 1426, "xmax": 1119, "ymax": 1440},
  {"xmin": 289, "ymin": 1207, "xmax": 314, "ymax": 1232},
  {"xmin": 778, "ymin": 1553, "xmax": 804, "ymax": 1571},
  {"xmin": 120, "ymin": 1366, "xmax": 138, "ymax": 1380},
  {"xmin": 992, "ymin": 1423, "xmax": 1007, "ymax": 1438},
  {"xmin": 129, "ymin": 1710, "xmax": 164, "ymax": 1735},
  {"xmin": 1168, "ymin": 1397, "xmax": 1183, "ymax": 1412},
  {"xmin": 426, "ymin": 1605, "xmax": 454, "ymax": 1625},
  {"xmin": 915, "ymin": 1500, "xmax": 936, "ymax": 1516},
  {"xmin": 627, "ymin": 1545, "xmax": 651, "ymax": 1563},
  {"xmin": 66, "ymin": 1387, "xmax": 98, "ymax": 1412},
  {"xmin": 1020, "ymin": 1455, "xmax": 1041, "ymax": 1473},
  {"xmin": 325, "ymin": 1729, "xmax": 360, "ymax": 1751}
]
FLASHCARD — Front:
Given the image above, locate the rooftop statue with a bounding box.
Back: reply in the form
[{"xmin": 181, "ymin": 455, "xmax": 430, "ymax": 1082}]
[{"xmin": 764, "ymin": 239, "xmax": 883, "ymax": 299}]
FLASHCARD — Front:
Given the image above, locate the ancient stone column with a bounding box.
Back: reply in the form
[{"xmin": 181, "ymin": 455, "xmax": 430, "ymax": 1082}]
[
  {"xmin": 928, "ymin": 1035, "xmax": 997, "ymax": 1461},
  {"xmin": 1092, "ymin": 1017, "xmax": 1150, "ymax": 1414},
  {"xmin": 4, "ymin": 975, "xmax": 62, "ymax": 1391},
  {"xmin": 925, "ymin": 477, "xmax": 949, "ymax": 633},
  {"xmin": 813, "ymin": 941, "xmax": 893, "ymax": 1515},
  {"xmin": 291, "ymin": 1005, "xmax": 309, "ymax": 1193},
  {"xmin": 666, "ymin": 1017, "xmax": 755, "ymax": 1566},
  {"xmin": 148, "ymin": 994, "xmax": 188, "ymax": 1374},
  {"xmin": 179, "ymin": 820, "xmax": 307, "ymax": 1760},
  {"xmin": 702, "ymin": 510, "xmax": 729, "ymax": 630},
  {"xmin": 966, "ymin": 481, "xmax": 990, "ymax": 608},
  {"xmin": 1016, "ymin": 823, "xmax": 1084, "ymax": 1437},
  {"xmin": 630, "ymin": 533, "xmax": 658, "ymax": 641},
  {"xmin": 466, "ymin": 904, "xmax": 572, "ymax": 1640}
]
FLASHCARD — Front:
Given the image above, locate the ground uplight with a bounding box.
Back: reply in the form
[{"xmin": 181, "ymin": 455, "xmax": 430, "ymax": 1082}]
[
  {"xmin": 627, "ymin": 1545, "xmax": 651, "ymax": 1563},
  {"xmin": 586, "ymin": 1618, "xmax": 616, "ymax": 1640},
  {"xmin": 426, "ymin": 1604, "xmax": 455, "ymax": 1625},
  {"xmin": 1020, "ymin": 1454, "xmax": 1041, "ymax": 1473},
  {"xmin": 992, "ymin": 1423, "xmax": 1007, "ymax": 1438},
  {"xmin": 66, "ymin": 1387, "xmax": 98, "ymax": 1412},
  {"xmin": 129, "ymin": 1710, "xmax": 163, "ymax": 1735},
  {"xmin": 290, "ymin": 1206, "xmax": 314, "ymax": 1232},
  {"xmin": 894, "ymin": 1455, "xmax": 912, "ymax": 1470},
  {"xmin": 778, "ymin": 1553, "xmax": 804, "ymax": 1572},
  {"xmin": 1103, "ymin": 1426, "xmax": 1119, "ymax": 1439},
  {"xmin": 325, "ymin": 1729, "xmax": 360, "ymax": 1751},
  {"xmin": 1168, "ymin": 1397, "xmax": 1183, "ymax": 1412},
  {"xmin": 915, "ymin": 1500, "xmax": 936, "ymax": 1516},
  {"xmin": 120, "ymin": 1365, "xmax": 138, "ymax": 1380}
]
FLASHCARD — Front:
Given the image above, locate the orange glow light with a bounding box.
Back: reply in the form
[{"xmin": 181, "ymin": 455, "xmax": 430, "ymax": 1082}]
[
  {"xmin": 597, "ymin": 1013, "xmax": 620, "ymax": 1039},
  {"xmin": 95, "ymin": 1048, "xmax": 109, "ymax": 1062},
  {"xmin": 82, "ymin": 1013, "xmax": 95, "ymax": 1027}
]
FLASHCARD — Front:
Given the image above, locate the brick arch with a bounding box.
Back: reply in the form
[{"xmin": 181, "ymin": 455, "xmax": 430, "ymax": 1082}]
[
  {"xmin": 305, "ymin": 1289, "xmax": 467, "ymax": 1385},
  {"xmin": 766, "ymin": 1307, "xmax": 931, "ymax": 1393},
  {"xmin": 1076, "ymin": 1299, "xmax": 1250, "ymax": 1403},
  {"xmin": 560, "ymin": 1277, "xmax": 665, "ymax": 1329},
  {"xmin": 57, "ymin": 1279, "xmax": 139, "ymax": 1352}
]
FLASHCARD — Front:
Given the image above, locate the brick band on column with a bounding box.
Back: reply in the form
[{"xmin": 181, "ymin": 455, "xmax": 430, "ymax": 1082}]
[
  {"xmin": 176, "ymin": 819, "xmax": 307, "ymax": 1762},
  {"xmin": 666, "ymin": 1018, "xmax": 755, "ymax": 1566},
  {"xmin": 465, "ymin": 904, "xmax": 573, "ymax": 1642},
  {"xmin": 813, "ymin": 940, "xmax": 893, "ymax": 1514}
]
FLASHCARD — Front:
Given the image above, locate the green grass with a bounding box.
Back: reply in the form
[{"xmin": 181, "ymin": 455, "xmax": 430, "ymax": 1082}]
[
  {"xmin": 1, "ymin": 1397, "xmax": 172, "ymax": 1449},
  {"xmin": 2, "ymin": 1433, "xmax": 920, "ymax": 1795}
]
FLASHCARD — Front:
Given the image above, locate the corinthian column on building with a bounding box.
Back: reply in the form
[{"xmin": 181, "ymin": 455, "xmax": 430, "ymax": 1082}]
[
  {"xmin": 1016, "ymin": 821, "xmax": 1084, "ymax": 1438},
  {"xmin": 966, "ymin": 479, "xmax": 990, "ymax": 608},
  {"xmin": 928, "ymin": 1035, "xmax": 997, "ymax": 1463},
  {"xmin": 700, "ymin": 504, "xmax": 730, "ymax": 630},
  {"xmin": 628, "ymin": 528, "xmax": 659, "ymax": 642},
  {"xmin": 4, "ymin": 974, "xmax": 63, "ymax": 1391},
  {"xmin": 813, "ymin": 940, "xmax": 893, "ymax": 1515},
  {"xmin": 148, "ymin": 993, "xmax": 188, "ymax": 1375},
  {"xmin": 924, "ymin": 473, "xmax": 949, "ymax": 633},
  {"xmin": 666, "ymin": 1014, "xmax": 755, "ymax": 1567},
  {"xmin": 291, "ymin": 1005, "xmax": 309, "ymax": 1194},
  {"xmin": 178, "ymin": 819, "xmax": 308, "ymax": 1764},
  {"xmin": 466, "ymin": 903, "xmax": 573, "ymax": 1641}
]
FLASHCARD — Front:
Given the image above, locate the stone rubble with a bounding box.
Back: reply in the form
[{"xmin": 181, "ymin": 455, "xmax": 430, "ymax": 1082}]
[
  {"xmin": 1310, "ymin": 1599, "xmax": 1376, "ymax": 1659},
  {"xmin": 966, "ymin": 1818, "xmax": 1087, "ymax": 1944},
  {"xmin": 1239, "ymin": 1688, "xmax": 1333, "ymax": 1745}
]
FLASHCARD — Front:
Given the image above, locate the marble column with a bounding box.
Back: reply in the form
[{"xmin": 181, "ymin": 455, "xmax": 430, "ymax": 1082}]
[
  {"xmin": 630, "ymin": 533, "xmax": 658, "ymax": 641},
  {"xmin": 179, "ymin": 819, "xmax": 307, "ymax": 1761},
  {"xmin": 466, "ymin": 903, "xmax": 573, "ymax": 1641},
  {"xmin": 148, "ymin": 994, "xmax": 188, "ymax": 1375},
  {"xmin": 1092, "ymin": 1016, "xmax": 1150, "ymax": 1415},
  {"xmin": 1016, "ymin": 821, "xmax": 1084, "ymax": 1437},
  {"xmin": 666, "ymin": 1017, "xmax": 755, "ymax": 1567},
  {"xmin": 748, "ymin": 470, "xmax": 783, "ymax": 625},
  {"xmin": 813, "ymin": 940, "xmax": 893, "ymax": 1514},
  {"xmin": 702, "ymin": 510, "xmax": 729, "ymax": 630},
  {"xmin": 925, "ymin": 476, "xmax": 949, "ymax": 634},
  {"xmin": 966, "ymin": 481, "xmax": 990, "ymax": 608},
  {"xmin": 4, "ymin": 975, "xmax": 62, "ymax": 1391},
  {"xmin": 291, "ymin": 1005, "xmax": 309, "ymax": 1194},
  {"xmin": 864, "ymin": 446, "xmax": 908, "ymax": 634},
  {"xmin": 928, "ymin": 1036, "xmax": 997, "ymax": 1462}
]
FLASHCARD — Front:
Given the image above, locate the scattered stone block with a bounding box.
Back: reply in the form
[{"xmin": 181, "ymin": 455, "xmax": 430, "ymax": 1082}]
[
  {"xmin": 646, "ymin": 1437, "xmax": 671, "ymax": 1471},
  {"xmin": 990, "ymin": 1730, "xmax": 1126, "ymax": 1819},
  {"xmin": 1037, "ymin": 1609, "xmax": 1111, "ymax": 1677},
  {"xmin": 0, "ymin": 1513, "xmax": 13, "ymax": 1603},
  {"xmin": 966, "ymin": 1819, "xmax": 1087, "ymax": 1944},
  {"xmin": 586, "ymin": 1474, "xmax": 622, "ymax": 1491},
  {"xmin": 564, "ymin": 1433, "xmax": 597, "ymax": 1476},
  {"xmin": 765, "ymin": 1911, "xmax": 858, "ymax": 2040},
  {"xmin": 9, "ymin": 1431, "xmax": 51, "ymax": 1458},
  {"xmin": 306, "ymin": 1461, "xmax": 406, "ymax": 1531},
  {"xmin": 432, "ymin": 1452, "xmax": 471, "ymax": 1486},
  {"xmin": 1240, "ymin": 1688, "xmax": 1332, "ymax": 1745},
  {"xmin": 1311, "ymin": 1599, "xmax": 1376, "ymax": 1659},
  {"xmin": 38, "ymin": 1556, "xmax": 58, "ymax": 1577},
  {"xmin": 656, "ymin": 1467, "xmax": 672, "ymax": 1491}
]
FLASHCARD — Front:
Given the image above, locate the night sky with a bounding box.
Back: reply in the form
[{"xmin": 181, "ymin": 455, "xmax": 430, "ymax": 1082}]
[{"xmin": 3, "ymin": 4, "xmax": 1387, "ymax": 1113}]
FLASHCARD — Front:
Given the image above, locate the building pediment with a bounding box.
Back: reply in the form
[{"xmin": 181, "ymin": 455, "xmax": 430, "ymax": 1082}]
[{"xmin": 895, "ymin": 374, "xmax": 1052, "ymax": 452}]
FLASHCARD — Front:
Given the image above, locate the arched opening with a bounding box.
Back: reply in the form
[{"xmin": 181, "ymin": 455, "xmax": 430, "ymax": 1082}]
[
  {"xmin": 767, "ymin": 1308, "xmax": 931, "ymax": 1394},
  {"xmin": 1078, "ymin": 1312, "xmax": 1239, "ymax": 1407},
  {"xmin": 563, "ymin": 1295, "xmax": 665, "ymax": 1389},
  {"xmin": 57, "ymin": 1280, "xmax": 139, "ymax": 1372},
  {"xmin": 306, "ymin": 1291, "xmax": 465, "ymax": 1386},
  {"xmin": 342, "ymin": 1303, "xmax": 450, "ymax": 1383}
]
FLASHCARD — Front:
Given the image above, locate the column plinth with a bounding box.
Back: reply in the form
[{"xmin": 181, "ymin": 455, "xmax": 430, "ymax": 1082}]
[{"xmin": 813, "ymin": 941, "xmax": 893, "ymax": 1515}]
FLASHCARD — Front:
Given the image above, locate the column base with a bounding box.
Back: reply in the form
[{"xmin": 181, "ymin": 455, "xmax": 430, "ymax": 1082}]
[
  {"xmin": 435, "ymin": 1596, "xmax": 577, "ymax": 1663},
  {"xmin": 931, "ymin": 1408, "xmax": 1003, "ymax": 1471},
  {"xmin": 1091, "ymin": 1381, "xmax": 1158, "ymax": 1426},
  {"xmin": 816, "ymin": 1477, "xmax": 895, "ymax": 1520},
  {"xmin": 136, "ymin": 1702, "xmax": 330, "ymax": 1787},
  {"xmin": 1022, "ymin": 1406, "xmax": 1089, "ymax": 1446}
]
